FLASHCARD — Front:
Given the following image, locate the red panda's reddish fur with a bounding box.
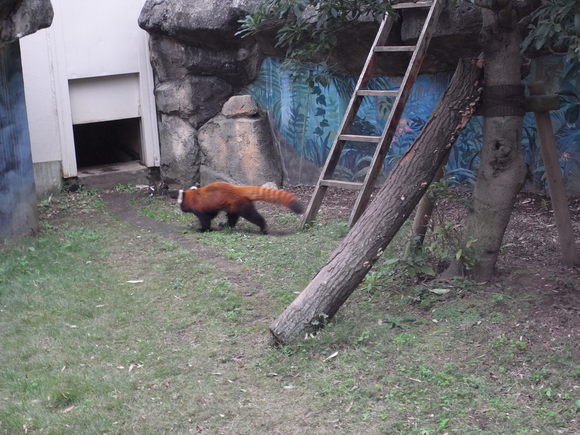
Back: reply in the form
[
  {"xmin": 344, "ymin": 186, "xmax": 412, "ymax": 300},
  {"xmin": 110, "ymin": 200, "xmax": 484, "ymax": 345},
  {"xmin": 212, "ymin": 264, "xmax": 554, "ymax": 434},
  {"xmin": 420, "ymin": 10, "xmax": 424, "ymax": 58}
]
[{"xmin": 179, "ymin": 181, "xmax": 303, "ymax": 233}]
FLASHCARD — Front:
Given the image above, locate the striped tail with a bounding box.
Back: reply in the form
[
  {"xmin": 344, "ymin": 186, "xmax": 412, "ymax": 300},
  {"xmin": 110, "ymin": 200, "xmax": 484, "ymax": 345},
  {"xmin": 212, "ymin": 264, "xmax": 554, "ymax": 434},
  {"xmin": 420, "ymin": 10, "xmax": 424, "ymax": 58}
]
[{"xmin": 240, "ymin": 186, "xmax": 304, "ymax": 214}]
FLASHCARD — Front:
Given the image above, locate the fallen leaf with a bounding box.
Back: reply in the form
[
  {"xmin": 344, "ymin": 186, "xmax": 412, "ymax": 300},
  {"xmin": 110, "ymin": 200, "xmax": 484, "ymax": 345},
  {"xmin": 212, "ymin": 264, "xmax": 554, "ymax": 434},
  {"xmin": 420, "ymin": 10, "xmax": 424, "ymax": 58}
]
[
  {"xmin": 428, "ymin": 288, "xmax": 450, "ymax": 295},
  {"xmin": 126, "ymin": 280, "xmax": 144, "ymax": 284},
  {"xmin": 60, "ymin": 406, "xmax": 75, "ymax": 414},
  {"xmin": 323, "ymin": 351, "xmax": 339, "ymax": 362}
]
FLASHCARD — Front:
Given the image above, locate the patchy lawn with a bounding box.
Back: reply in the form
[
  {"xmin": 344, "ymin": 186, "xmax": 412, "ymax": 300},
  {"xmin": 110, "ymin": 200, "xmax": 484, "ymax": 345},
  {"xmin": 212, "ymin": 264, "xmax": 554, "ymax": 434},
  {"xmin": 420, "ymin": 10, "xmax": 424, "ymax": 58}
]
[{"xmin": 0, "ymin": 186, "xmax": 578, "ymax": 434}]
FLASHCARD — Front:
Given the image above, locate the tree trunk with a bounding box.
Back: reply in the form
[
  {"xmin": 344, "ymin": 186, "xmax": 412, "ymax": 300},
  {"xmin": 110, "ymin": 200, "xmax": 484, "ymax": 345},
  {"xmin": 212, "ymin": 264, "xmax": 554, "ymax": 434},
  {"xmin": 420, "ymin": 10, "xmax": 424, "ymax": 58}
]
[
  {"xmin": 447, "ymin": 1, "xmax": 528, "ymax": 280},
  {"xmin": 405, "ymin": 162, "xmax": 445, "ymax": 257},
  {"xmin": 270, "ymin": 58, "xmax": 483, "ymax": 345}
]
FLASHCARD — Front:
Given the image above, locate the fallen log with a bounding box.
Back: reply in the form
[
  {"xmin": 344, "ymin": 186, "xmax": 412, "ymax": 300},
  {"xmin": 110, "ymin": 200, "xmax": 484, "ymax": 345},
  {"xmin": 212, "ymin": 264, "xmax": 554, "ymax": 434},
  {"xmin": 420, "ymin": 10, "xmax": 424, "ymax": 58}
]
[{"xmin": 270, "ymin": 57, "xmax": 484, "ymax": 345}]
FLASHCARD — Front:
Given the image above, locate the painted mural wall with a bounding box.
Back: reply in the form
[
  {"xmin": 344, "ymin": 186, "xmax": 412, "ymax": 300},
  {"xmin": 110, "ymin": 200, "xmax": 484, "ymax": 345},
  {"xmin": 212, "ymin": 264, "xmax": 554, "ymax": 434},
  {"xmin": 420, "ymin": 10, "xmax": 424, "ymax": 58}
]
[
  {"xmin": 245, "ymin": 57, "xmax": 580, "ymax": 193},
  {"xmin": 0, "ymin": 41, "xmax": 38, "ymax": 242}
]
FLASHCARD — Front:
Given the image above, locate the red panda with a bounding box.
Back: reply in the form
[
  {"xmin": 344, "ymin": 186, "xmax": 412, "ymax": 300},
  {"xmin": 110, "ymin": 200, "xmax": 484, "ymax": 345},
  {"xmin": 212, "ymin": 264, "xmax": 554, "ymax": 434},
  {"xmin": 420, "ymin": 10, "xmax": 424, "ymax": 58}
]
[{"xmin": 177, "ymin": 181, "xmax": 303, "ymax": 234}]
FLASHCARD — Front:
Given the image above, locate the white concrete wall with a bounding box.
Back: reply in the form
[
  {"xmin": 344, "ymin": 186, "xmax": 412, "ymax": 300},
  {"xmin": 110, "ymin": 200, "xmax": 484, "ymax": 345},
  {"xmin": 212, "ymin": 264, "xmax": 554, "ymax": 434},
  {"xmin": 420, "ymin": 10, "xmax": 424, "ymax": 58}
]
[
  {"xmin": 20, "ymin": 29, "xmax": 62, "ymax": 164},
  {"xmin": 20, "ymin": 0, "xmax": 159, "ymax": 180},
  {"xmin": 59, "ymin": 0, "xmax": 143, "ymax": 79}
]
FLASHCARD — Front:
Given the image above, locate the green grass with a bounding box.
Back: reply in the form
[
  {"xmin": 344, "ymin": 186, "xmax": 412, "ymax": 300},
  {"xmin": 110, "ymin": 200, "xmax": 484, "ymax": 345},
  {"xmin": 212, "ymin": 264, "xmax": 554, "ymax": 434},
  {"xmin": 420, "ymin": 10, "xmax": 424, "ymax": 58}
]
[{"xmin": 1, "ymin": 190, "xmax": 577, "ymax": 434}]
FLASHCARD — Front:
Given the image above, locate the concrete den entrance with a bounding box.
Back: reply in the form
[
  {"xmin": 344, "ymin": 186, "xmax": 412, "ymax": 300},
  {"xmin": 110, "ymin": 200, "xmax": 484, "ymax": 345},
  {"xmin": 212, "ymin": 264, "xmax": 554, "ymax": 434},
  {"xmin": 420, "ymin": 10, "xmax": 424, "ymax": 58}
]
[{"xmin": 73, "ymin": 117, "xmax": 150, "ymax": 189}]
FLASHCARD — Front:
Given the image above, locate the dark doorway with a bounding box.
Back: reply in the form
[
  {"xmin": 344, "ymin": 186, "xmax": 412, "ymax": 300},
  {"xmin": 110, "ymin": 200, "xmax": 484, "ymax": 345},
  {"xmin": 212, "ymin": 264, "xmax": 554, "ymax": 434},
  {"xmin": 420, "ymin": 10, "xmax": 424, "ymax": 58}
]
[{"xmin": 73, "ymin": 117, "xmax": 142, "ymax": 168}]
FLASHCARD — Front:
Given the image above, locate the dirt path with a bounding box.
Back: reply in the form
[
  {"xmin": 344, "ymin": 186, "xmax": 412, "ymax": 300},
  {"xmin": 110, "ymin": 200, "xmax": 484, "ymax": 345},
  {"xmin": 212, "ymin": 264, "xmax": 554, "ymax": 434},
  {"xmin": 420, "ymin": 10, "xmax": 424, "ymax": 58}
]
[{"xmin": 102, "ymin": 191, "xmax": 276, "ymax": 322}]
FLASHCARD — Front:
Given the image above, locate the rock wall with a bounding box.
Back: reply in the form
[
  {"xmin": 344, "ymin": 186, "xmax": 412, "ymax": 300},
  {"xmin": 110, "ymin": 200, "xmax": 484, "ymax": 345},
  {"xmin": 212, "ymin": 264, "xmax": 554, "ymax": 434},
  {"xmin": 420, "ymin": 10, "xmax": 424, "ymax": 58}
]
[
  {"xmin": 0, "ymin": 0, "xmax": 53, "ymax": 242},
  {"xmin": 138, "ymin": 0, "xmax": 482, "ymax": 187},
  {"xmin": 139, "ymin": 0, "xmax": 266, "ymax": 187},
  {"xmin": 199, "ymin": 95, "xmax": 282, "ymax": 186},
  {"xmin": 0, "ymin": 0, "xmax": 53, "ymax": 43}
]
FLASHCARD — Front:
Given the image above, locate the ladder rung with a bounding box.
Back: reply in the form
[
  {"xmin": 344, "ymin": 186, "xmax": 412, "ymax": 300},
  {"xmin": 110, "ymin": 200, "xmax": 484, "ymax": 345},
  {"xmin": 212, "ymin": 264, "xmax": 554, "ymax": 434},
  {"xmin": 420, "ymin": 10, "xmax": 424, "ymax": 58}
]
[
  {"xmin": 320, "ymin": 180, "xmax": 363, "ymax": 190},
  {"xmin": 392, "ymin": 1, "xmax": 433, "ymax": 9},
  {"xmin": 357, "ymin": 89, "xmax": 398, "ymax": 97},
  {"xmin": 375, "ymin": 45, "xmax": 416, "ymax": 52},
  {"xmin": 339, "ymin": 134, "xmax": 381, "ymax": 143}
]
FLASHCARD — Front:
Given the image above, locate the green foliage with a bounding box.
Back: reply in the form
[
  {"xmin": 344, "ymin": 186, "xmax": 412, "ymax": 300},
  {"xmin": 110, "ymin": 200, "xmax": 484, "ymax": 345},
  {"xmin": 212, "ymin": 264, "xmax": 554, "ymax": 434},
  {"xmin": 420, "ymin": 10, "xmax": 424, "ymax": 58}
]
[
  {"xmin": 420, "ymin": 179, "xmax": 479, "ymax": 272},
  {"xmin": 522, "ymin": 0, "xmax": 580, "ymax": 65},
  {"xmin": 237, "ymin": 0, "xmax": 394, "ymax": 64},
  {"xmin": 426, "ymin": 221, "xmax": 479, "ymax": 271}
]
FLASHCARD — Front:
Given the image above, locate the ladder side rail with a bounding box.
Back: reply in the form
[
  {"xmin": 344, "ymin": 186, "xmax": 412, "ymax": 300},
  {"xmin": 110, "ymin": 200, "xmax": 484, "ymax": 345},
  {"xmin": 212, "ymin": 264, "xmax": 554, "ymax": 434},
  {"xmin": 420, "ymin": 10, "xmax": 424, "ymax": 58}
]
[
  {"xmin": 318, "ymin": 13, "xmax": 395, "ymax": 178},
  {"xmin": 301, "ymin": 13, "xmax": 396, "ymax": 226},
  {"xmin": 348, "ymin": 0, "xmax": 444, "ymax": 226}
]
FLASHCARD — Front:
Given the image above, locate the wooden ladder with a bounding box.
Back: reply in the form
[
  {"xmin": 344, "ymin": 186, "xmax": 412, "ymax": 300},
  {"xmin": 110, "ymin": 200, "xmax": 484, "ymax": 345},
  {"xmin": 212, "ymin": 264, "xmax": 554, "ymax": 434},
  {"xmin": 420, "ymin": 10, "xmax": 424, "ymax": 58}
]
[{"xmin": 301, "ymin": 0, "xmax": 443, "ymax": 228}]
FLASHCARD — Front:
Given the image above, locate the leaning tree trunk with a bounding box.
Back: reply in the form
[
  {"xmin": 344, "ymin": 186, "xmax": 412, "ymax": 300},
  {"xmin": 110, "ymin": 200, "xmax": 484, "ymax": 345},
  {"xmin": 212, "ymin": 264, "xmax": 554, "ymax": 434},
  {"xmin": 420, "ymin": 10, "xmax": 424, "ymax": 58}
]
[
  {"xmin": 446, "ymin": 1, "xmax": 528, "ymax": 280},
  {"xmin": 270, "ymin": 58, "xmax": 484, "ymax": 344}
]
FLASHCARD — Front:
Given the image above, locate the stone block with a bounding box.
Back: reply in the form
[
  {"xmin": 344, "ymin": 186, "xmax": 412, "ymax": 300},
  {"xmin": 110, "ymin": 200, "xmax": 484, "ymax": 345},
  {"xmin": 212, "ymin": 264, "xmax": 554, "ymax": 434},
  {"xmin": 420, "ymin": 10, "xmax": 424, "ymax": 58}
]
[
  {"xmin": 158, "ymin": 114, "xmax": 200, "ymax": 187},
  {"xmin": 198, "ymin": 106, "xmax": 282, "ymax": 186},
  {"xmin": 222, "ymin": 94, "xmax": 259, "ymax": 118}
]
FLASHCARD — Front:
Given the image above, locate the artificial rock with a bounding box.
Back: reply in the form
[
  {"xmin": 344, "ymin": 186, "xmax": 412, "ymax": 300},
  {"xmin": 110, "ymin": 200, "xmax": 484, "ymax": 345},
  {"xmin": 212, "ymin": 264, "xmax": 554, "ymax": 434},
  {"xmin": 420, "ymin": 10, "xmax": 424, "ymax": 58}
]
[
  {"xmin": 138, "ymin": 0, "xmax": 483, "ymax": 186},
  {"xmin": 0, "ymin": 0, "xmax": 53, "ymax": 44},
  {"xmin": 198, "ymin": 96, "xmax": 282, "ymax": 187}
]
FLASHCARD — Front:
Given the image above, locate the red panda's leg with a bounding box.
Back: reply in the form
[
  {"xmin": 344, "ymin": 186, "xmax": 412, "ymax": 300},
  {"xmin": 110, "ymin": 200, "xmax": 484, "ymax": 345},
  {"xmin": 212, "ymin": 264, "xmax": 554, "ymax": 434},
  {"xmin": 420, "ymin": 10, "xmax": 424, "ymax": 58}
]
[
  {"xmin": 226, "ymin": 213, "xmax": 239, "ymax": 229},
  {"xmin": 240, "ymin": 204, "xmax": 267, "ymax": 234},
  {"xmin": 195, "ymin": 211, "xmax": 217, "ymax": 232}
]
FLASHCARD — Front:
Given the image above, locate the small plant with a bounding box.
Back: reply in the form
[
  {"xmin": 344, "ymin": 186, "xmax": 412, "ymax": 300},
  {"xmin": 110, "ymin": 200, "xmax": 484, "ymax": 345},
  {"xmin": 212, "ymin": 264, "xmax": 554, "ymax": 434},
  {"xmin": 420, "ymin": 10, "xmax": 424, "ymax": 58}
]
[
  {"xmin": 530, "ymin": 368, "xmax": 551, "ymax": 383},
  {"xmin": 382, "ymin": 314, "xmax": 415, "ymax": 330},
  {"xmin": 225, "ymin": 307, "xmax": 242, "ymax": 321},
  {"xmin": 425, "ymin": 221, "xmax": 478, "ymax": 272},
  {"xmin": 438, "ymin": 417, "xmax": 450, "ymax": 430},
  {"xmin": 114, "ymin": 183, "xmax": 137, "ymax": 192},
  {"xmin": 491, "ymin": 293, "xmax": 505, "ymax": 303},
  {"xmin": 392, "ymin": 332, "xmax": 415, "ymax": 344},
  {"xmin": 360, "ymin": 270, "xmax": 386, "ymax": 294},
  {"xmin": 305, "ymin": 312, "xmax": 330, "ymax": 335},
  {"xmin": 356, "ymin": 330, "xmax": 371, "ymax": 344},
  {"xmin": 399, "ymin": 251, "xmax": 436, "ymax": 279},
  {"xmin": 493, "ymin": 336, "xmax": 528, "ymax": 354}
]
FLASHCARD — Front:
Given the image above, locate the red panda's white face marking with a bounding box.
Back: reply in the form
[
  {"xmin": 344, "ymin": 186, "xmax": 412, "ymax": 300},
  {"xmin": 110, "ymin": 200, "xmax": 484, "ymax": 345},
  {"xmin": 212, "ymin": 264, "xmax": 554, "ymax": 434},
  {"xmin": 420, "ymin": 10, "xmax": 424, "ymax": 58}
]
[{"xmin": 178, "ymin": 187, "xmax": 199, "ymax": 210}]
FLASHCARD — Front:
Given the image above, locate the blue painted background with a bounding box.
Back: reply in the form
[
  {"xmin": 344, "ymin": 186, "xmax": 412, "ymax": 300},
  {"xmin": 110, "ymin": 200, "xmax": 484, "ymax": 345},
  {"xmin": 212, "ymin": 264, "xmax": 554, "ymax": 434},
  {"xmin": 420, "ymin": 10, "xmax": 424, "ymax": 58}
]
[
  {"xmin": 245, "ymin": 57, "xmax": 580, "ymax": 191},
  {"xmin": 0, "ymin": 41, "xmax": 38, "ymax": 242}
]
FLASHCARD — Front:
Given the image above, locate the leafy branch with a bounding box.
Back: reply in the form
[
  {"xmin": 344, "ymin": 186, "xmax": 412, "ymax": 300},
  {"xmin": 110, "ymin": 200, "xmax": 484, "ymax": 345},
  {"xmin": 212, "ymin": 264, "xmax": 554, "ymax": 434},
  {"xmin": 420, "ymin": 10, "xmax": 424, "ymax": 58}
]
[
  {"xmin": 521, "ymin": 0, "xmax": 580, "ymax": 64},
  {"xmin": 237, "ymin": 0, "xmax": 395, "ymax": 64}
]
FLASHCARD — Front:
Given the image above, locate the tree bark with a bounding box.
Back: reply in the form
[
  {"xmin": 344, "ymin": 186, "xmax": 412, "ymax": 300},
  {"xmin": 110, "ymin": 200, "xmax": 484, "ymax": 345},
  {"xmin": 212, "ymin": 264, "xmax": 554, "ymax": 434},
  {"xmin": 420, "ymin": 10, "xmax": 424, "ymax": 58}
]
[
  {"xmin": 447, "ymin": 1, "xmax": 528, "ymax": 280},
  {"xmin": 405, "ymin": 162, "xmax": 445, "ymax": 257},
  {"xmin": 270, "ymin": 58, "xmax": 483, "ymax": 345}
]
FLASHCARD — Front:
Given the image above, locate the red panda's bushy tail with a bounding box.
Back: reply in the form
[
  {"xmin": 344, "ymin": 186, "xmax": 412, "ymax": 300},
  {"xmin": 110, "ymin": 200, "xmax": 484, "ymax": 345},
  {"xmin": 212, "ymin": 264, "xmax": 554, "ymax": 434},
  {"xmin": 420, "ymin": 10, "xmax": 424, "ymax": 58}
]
[{"xmin": 238, "ymin": 186, "xmax": 304, "ymax": 214}]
